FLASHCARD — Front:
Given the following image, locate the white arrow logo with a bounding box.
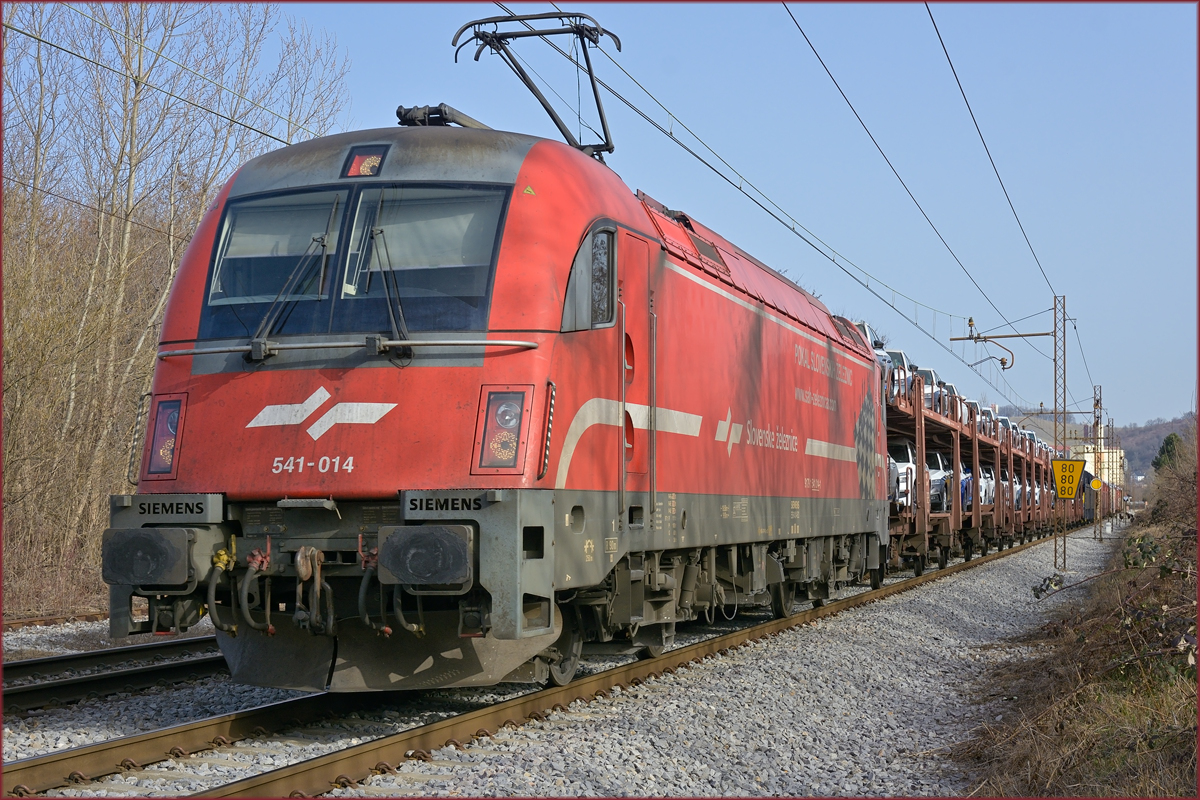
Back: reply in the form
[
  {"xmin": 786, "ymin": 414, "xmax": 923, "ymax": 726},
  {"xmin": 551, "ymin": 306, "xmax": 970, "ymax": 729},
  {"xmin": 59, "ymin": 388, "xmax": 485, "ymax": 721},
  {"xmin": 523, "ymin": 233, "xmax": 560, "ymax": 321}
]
[
  {"xmin": 715, "ymin": 408, "xmax": 743, "ymax": 456},
  {"xmin": 247, "ymin": 387, "xmax": 331, "ymax": 427},
  {"xmin": 246, "ymin": 386, "xmax": 396, "ymax": 441}
]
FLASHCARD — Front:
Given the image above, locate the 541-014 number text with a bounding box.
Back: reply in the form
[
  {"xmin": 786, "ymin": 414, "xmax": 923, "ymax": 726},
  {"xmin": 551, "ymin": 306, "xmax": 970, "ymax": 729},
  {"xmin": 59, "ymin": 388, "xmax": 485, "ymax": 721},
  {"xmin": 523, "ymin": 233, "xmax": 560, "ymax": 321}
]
[{"xmin": 271, "ymin": 455, "xmax": 355, "ymax": 474}]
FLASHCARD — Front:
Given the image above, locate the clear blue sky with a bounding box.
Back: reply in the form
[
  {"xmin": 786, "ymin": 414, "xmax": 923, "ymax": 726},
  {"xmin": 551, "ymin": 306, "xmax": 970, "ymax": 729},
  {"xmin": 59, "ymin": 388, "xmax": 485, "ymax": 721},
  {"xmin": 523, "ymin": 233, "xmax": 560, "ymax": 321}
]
[{"xmin": 282, "ymin": 2, "xmax": 1197, "ymax": 427}]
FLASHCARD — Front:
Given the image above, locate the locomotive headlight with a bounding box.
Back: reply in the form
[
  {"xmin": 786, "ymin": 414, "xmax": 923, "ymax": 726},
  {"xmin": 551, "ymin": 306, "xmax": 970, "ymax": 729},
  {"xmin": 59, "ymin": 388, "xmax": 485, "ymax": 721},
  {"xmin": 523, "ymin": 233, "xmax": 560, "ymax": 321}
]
[
  {"xmin": 496, "ymin": 402, "xmax": 521, "ymax": 429},
  {"xmin": 478, "ymin": 392, "xmax": 525, "ymax": 469}
]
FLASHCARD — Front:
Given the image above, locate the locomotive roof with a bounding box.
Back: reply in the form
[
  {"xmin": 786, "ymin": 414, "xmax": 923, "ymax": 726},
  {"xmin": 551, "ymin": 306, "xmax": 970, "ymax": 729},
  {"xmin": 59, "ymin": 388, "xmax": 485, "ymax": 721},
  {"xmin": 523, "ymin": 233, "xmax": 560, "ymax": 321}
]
[
  {"xmin": 225, "ymin": 125, "xmax": 860, "ymax": 356},
  {"xmin": 227, "ymin": 126, "xmax": 543, "ymax": 199},
  {"xmin": 680, "ymin": 210, "xmax": 833, "ymax": 318}
]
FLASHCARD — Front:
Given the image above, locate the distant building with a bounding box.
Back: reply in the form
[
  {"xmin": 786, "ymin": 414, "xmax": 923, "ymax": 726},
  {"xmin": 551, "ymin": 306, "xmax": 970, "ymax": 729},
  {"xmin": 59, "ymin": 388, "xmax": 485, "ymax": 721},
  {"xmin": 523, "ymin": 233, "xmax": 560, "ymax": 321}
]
[
  {"xmin": 1016, "ymin": 414, "xmax": 1126, "ymax": 487},
  {"xmin": 1077, "ymin": 443, "xmax": 1126, "ymax": 487}
]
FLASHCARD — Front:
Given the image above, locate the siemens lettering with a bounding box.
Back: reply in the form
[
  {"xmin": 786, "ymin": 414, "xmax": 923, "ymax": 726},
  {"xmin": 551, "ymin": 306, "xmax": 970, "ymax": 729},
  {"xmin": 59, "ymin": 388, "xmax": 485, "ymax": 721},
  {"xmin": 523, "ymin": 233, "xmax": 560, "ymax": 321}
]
[
  {"xmin": 409, "ymin": 497, "xmax": 484, "ymax": 512},
  {"xmin": 138, "ymin": 501, "xmax": 205, "ymax": 515}
]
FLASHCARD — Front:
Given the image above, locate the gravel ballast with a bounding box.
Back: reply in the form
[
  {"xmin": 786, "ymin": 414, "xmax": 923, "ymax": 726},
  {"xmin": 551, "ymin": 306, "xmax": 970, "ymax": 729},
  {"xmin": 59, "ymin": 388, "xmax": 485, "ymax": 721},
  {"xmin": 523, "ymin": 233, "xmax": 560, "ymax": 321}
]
[
  {"xmin": 3, "ymin": 531, "xmax": 1114, "ymax": 796},
  {"xmin": 329, "ymin": 532, "xmax": 1114, "ymax": 797},
  {"xmin": 3, "ymin": 616, "xmax": 216, "ymax": 662}
]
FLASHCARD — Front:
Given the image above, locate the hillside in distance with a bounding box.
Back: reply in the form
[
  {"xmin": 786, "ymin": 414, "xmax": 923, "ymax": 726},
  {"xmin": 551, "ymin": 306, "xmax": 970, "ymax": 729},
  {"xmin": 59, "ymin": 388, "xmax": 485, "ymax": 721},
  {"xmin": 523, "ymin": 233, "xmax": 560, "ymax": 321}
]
[
  {"xmin": 1116, "ymin": 413, "xmax": 1196, "ymax": 476},
  {"xmin": 994, "ymin": 407, "xmax": 1194, "ymax": 477}
]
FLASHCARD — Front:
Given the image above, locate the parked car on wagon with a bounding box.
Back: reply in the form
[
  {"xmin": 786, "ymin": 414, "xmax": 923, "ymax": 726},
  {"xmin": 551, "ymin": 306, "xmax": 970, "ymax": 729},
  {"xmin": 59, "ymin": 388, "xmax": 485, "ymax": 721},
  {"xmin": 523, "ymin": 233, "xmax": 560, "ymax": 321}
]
[
  {"xmin": 964, "ymin": 399, "xmax": 982, "ymax": 430},
  {"xmin": 853, "ymin": 321, "xmax": 892, "ymax": 372},
  {"xmin": 887, "ymin": 454, "xmax": 900, "ymax": 504},
  {"xmin": 958, "ymin": 458, "xmax": 973, "ymax": 510},
  {"xmin": 925, "ymin": 449, "xmax": 952, "ymax": 512},
  {"xmin": 885, "ymin": 349, "xmax": 915, "ymax": 397},
  {"xmin": 914, "ymin": 366, "xmax": 946, "ymax": 412},
  {"xmin": 980, "ymin": 406, "xmax": 998, "ymax": 437},
  {"xmin": 888, "ymin": 438, "xmax": 918, "ymax": 508},
  {"xmin": 942, "ymin": 382, "xmax": 970, "ymax": 423},
  {"xmin": 979, "ymin": 465, "xmax": 996, "ymax": 505}
]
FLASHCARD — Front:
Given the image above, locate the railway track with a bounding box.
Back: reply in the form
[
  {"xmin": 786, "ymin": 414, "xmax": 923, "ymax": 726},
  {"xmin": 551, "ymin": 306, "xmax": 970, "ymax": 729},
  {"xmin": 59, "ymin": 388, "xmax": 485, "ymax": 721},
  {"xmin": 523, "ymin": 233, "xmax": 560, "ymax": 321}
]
[
  {"xmin": 3, "ymin": 531, "xmax": 1059, "ymax": 798},
  {"xmin": 3, "ymin": 637, "xmax": 224, "ymax": 712},
  {"xmin": 3, "ymin": 613, "xmax": 108, "ymax": 632}
]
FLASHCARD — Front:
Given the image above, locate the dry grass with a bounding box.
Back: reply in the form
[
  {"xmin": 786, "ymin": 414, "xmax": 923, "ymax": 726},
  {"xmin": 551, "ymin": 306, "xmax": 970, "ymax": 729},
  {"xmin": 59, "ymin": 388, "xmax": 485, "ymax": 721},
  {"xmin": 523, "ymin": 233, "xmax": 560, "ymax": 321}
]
[
  {"xmin": 956, "ymin": 524, "xmax": 1197, "ymax": 796},
  {"xmin": 1, "ymin": 579, "xmax": 108, "ymax": 621}
]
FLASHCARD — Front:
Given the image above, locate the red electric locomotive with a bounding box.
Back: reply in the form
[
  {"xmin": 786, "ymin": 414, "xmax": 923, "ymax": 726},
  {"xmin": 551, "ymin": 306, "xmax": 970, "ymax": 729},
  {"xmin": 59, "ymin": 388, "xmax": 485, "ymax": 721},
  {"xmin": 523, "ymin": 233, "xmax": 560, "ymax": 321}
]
[{"xmin": 101, "ymin": 13, "xmax": 888, "ymax": 691}]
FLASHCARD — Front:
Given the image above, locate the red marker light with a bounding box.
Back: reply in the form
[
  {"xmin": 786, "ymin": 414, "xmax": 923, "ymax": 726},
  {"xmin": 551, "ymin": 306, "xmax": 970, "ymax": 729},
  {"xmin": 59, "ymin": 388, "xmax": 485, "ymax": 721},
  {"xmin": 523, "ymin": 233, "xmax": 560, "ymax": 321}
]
[{"xmin": 342, "ymin": 145, "xmax": 389, "ymax": 178}]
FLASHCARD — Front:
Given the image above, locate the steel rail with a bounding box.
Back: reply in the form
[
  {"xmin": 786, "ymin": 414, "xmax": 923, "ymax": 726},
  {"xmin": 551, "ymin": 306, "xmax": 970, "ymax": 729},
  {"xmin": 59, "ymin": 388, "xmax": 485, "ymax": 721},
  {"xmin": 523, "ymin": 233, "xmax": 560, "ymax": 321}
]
[
  {"xmin": 199, "ymin": 533, "xmax": 1058, "ymax": 798},
  {"xmin": 1, "ymin": 694, "xmax": 357, "ymax": 796},
  {"xmin": 4, "ymin": 636, "xmax": 219, "ymax": 684},
  {"xmin": 3, "ymin": 613, "xmax": 107, "ymax": 632},
  {"xmin": 4, "ymin": 655, "xmax": 227, "ymax": 713},
  {"xmin": 2, "ymin": 530, "xmax": 1068, "ymax": 797}
]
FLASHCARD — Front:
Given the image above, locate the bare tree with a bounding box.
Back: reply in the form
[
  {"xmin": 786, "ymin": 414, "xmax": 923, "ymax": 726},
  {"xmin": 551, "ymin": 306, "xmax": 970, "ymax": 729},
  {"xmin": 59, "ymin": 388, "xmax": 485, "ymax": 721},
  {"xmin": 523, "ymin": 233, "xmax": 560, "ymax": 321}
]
[
  {"xmin": 2, "ymin": 2, "xmax": 351, "ymax": 616},
  {"xmin": 1147, "ymin": 420, "xmax": 1198, "ymax": 531}
]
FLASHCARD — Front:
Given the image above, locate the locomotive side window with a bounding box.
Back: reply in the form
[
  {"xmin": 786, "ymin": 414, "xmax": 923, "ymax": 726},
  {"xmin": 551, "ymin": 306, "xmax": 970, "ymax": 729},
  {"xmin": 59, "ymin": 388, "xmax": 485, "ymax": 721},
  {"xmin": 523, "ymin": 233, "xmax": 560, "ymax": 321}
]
[
  {"xmin": 561, "ymin": 226, "xmax": 616, "ymax": 332},
  {"xmin": 590, "ymin": 231, "xmax": 613, "ymax": 325}
]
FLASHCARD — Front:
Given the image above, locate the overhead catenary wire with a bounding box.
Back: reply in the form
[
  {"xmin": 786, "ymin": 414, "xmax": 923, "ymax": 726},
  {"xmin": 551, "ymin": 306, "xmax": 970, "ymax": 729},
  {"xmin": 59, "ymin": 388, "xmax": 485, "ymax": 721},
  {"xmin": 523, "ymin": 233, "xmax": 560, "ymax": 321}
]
[
  {"xmin": 5, "ymin": 175, "xmax": 190, "ymax": 243},
  {"xmin": 924, "ymin": 3, "xmax": 1056, "ymax": 299},
  {"xmin": 2, "ymin": 21, "xmax": 289, "ymax": 145},
  {"xmin": 924, "ymin": 4, "xmax": 1099, "ymax": 411},
  {"xmin": 495, "ymin": 3, "xmax": 1031, "ymax": 407},
  {"xmin": 977, "ymin": 307, "xmax": 1052, "ymax": 336},
  {"xmin": 974, "ymin": 304, "xmax": 1087, "ymax": 408},
  {"xmin": 63, "ymin": 3, "xmax": 314, "ymax": 143},
  {"xmin": 507, "ymin": 1, "xmax": 1031, "ymax": 405},
  {"xmin": 781, "ymin": 3, "xmax": 1051, "ymax": 366},
  {"xmin": 1072, "ymin": 320, "xmax": 1096, "ymax": 389},
  {"xmin": 16, "ymin": 6, "xmax": 1090, "ymax": 414},
  {"xmin": 507, "ymin": 41, "xmax": 605, "ymax": 143},
  {"xmin": 786, "ymin": 7, "xmax": 1101, "ymax": 412},
  {"xmin": 536, "ymin": 3, "xmax": 958, "ymax": 326}
]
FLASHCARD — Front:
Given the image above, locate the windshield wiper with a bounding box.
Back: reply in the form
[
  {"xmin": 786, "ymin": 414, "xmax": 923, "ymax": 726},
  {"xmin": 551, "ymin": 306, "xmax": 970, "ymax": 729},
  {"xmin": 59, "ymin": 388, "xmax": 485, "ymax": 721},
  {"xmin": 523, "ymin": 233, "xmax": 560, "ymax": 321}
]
[
  {"xmin": 370, "ymin": 226, "xmax": 411, "ymax": 342},
  {"xmin": 248, "ymin": 197, "xmax": 340, "ymax": 360}
]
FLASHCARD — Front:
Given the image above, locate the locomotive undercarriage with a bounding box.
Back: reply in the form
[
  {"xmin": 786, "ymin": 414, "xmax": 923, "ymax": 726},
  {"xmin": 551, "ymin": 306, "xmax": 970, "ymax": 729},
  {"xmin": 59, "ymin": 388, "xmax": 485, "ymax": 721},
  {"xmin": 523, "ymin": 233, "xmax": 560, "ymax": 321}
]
[
  {"xmin": 104, "ymin": 489, "xmax": 886, "ymax": 691},
  {"xmin": 573, "ymin": 532, "xmax": 881, "ymax": 644}
]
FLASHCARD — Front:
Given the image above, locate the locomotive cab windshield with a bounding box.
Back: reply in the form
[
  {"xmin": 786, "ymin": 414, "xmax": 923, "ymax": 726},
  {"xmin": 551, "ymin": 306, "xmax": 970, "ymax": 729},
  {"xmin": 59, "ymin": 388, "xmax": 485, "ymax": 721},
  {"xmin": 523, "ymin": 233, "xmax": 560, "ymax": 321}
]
[{"xmin": 200, "ymin": 182, "xmax": 510, "ymax": 340}]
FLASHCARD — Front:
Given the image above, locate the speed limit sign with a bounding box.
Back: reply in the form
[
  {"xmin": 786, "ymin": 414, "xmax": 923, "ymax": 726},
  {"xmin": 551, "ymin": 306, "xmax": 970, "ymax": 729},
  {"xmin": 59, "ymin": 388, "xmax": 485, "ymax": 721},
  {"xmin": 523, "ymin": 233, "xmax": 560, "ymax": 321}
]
[{"xmin": 1051, "ymin": 459, "xmax": 1086, "ymax": 499}]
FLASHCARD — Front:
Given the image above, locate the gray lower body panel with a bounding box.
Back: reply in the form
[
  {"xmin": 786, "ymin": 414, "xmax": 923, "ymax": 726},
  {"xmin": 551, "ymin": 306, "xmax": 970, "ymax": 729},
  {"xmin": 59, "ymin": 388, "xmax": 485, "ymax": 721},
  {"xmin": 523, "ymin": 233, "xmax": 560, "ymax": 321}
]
[
  {"xmin": 544, "ymin": 489, "xmax": 888, "ymax": 588},
  {"xmin": 214, "ymin": 488, "xmax": 883, "ymax": 692},
  {"xmin": 217, "ymin": 609, "xmax": 561, "ymax": 692},
  {"xmin": 216, "ymin": 622, "xmax": 336, "ymax": 692},
  {"xmin": 329, "ymin": 612, "xmax": 560, "ymax": 691}
]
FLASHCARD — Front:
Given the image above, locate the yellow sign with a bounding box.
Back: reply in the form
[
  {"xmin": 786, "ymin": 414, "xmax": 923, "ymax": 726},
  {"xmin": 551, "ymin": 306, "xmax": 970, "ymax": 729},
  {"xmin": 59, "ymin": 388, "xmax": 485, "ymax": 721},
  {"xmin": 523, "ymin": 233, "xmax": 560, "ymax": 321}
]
[
  {"xmin": 1051, "ymin": 459, "xmax": 1086, "ymax": 499},
  {"xmin": 1090, "ymin": 478, "xmax": 1103, "ymax": 491}
]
